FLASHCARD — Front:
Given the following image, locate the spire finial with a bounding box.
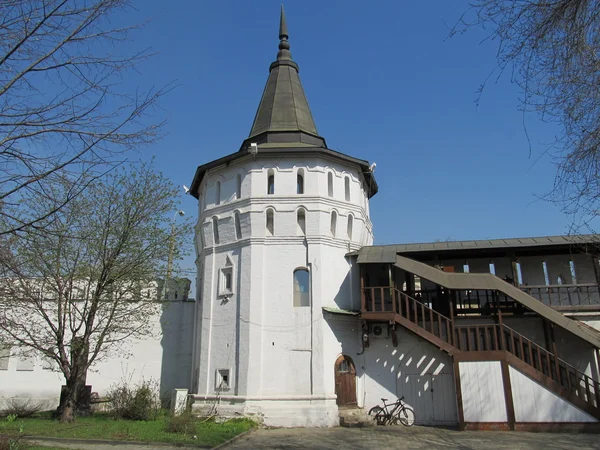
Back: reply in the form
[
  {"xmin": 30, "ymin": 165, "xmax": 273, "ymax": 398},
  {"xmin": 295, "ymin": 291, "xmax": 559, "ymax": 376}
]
[{"xmin": 277, "ymin": 5, "xmax": 291, "ymax": 61}]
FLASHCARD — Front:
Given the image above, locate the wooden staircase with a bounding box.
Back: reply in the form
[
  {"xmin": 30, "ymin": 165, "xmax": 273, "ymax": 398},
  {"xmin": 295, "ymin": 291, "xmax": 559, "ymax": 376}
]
[{"xmin": 362, "ymin": 286, "xmax": 600, "ymax": 420}]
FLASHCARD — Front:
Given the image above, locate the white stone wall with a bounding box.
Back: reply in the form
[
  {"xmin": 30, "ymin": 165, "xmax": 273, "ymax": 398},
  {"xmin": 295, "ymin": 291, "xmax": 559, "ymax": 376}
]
[
  {"xmin": 323, "ymin": 316, "xmax": 457, "ymax": 426},
  {"xmin": 459, "ymin": 361, "xmax": 507, "ymax": 423},
  {"xmin": 0, "ymin": 300, "xmax": 195, "ymax": 411}
]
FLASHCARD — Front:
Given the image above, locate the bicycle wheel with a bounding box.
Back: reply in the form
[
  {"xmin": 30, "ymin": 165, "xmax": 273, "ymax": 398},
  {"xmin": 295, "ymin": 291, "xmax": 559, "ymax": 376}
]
[
  {"xmin": 395, "ymin": 406, "xmax": 415, "ymax": 426},
  {"xmin": 368, "ymin": 406, "xmax": 387, "ymax": 425}
]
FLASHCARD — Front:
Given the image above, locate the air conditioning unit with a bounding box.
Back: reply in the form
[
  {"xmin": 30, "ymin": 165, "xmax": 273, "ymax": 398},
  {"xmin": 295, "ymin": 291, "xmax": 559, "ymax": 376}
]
[{"xmin": 370, "ymin": 323, "xmax": 388, "ymax": 339}]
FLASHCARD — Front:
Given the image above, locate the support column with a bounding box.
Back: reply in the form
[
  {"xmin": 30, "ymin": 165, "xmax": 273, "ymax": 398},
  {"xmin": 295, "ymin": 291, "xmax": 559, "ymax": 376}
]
[
  {"xmin": 453, "ymin": 358, "xmax": 465, "ymax": 431},
  {"xmin": 500, "ymin": 359, "xmax": 516, "ymax": 431}
]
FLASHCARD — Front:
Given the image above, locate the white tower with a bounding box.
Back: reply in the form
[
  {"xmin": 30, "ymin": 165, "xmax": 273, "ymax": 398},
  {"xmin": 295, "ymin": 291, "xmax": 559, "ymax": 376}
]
[{"xmin": 188, "ymin": 7, "xmax": 377, "ymax": 426}]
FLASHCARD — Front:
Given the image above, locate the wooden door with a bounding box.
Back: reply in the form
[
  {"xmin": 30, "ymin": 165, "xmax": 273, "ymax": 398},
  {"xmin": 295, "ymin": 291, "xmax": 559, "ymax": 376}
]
[{"xmin": 335, "ymin": 355, "xmax": 357, "ymax": 406}]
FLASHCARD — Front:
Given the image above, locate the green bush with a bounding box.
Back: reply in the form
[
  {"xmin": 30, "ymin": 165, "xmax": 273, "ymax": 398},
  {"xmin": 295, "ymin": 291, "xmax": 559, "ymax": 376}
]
[
  {"xmin": 165, "ymin": 413, "xmax": 195, "ymax": 434},
  {"xmin": 107, "ymin": 379, "xmax": 160, "ymax": 421}
]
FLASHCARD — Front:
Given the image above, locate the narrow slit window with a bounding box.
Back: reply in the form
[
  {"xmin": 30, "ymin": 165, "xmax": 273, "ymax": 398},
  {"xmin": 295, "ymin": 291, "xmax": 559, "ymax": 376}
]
[
  {"xmin": 515, "ymin": 261, "xmax": 524, "ymax": 285},
  {"xmin": 463, "ymin": 263, "xmax": 470, "ymax": 273},
  {"xmin": 293, "ymin": 268, "xmax": 310, "ymax": 307},
  {"xmin": 489, "ymin": 262, "xmax": 496, "ymax": 275},
  {"xmin": 215, "ymin": 181, "xmax": 221, "ymax": 205},
  {"xmin": 327, "ymin": 172, "xmax": 333, "ymax": 197},
  {"xmin": 347, "ymin": 215, "xmax": 353, "ymax": 240},
  {"xmin": 234, "ymin": 212, "xmax": 242, "ymax": 240},
  {"xmin": 266, "ymin": 209, "xmax": 274, "ymax": 236},
  {"xmin": 344, "ymin": 176, "xmax": 350, "ymax": 201},
  {"xmin": 267, "ymin": 169, "xmax": 275, "ymax": 195},
  {"xmin": 297, "ymin": 169, "xmax": 304, "ymax": 194},
  {"xmin": 236, "ymin": 174, "xmax": 242, "ymax": 200},
  {"xmin": 212, "ymin": 217, "xmax": 220, "ymax": 245},
  {"xmin": 330, "ymin": 211, "xmax": 337, "ymax": 237},
  {"xmin": 297, "ymin": 209, "xmax": 306, "ymax": 236}
]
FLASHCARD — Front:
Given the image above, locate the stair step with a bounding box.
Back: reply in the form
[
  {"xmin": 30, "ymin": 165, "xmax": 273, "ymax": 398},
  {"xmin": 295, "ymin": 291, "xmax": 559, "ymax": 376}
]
[{"xmin": 338, "ymin": 408, "xmax": 374, "ymax": 428}]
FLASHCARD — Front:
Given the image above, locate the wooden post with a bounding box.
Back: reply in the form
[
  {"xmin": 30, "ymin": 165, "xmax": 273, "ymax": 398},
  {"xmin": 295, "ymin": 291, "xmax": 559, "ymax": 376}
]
[
  {"xmin": 511, "ymin": 258, "xmax": 520, "ymax": 287},
  {"xmin": 449, "ymin": 300, "xmax": 455, "ymax": 347},
  {"xmin": 360, "ymin": 264, "xmax": 366, "ymax": 312},
  {"xmin": 498, "ymin": 310, "xmax": 504, "ymax": 351},
  {"xmin": 549, "ymin": 323, "xmax": 561, "ymax": 382},
  {"xmin": 591, "ymin": 254, "xmax": 600, "ymax": 288},
  {"xmin": 453, "ymin": 358, "xmax": 465, "ymax": 431},
  {"xmin": 389, "ymin": 264, "xmax": 395, "ymax": 314},
  {"xmin": 501, "ymin": 359, "xmax": 516, "ymax": 431}
]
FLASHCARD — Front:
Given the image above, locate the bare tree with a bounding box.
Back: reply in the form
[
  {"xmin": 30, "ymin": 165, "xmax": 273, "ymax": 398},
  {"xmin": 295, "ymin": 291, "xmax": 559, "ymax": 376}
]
[
  {"xmin": 452, "ymin": 1, "xmax": 600, "ymax": 231},
  {"xmin": 0, "ymin": 0, "xmax": 167, "ymax": 236},
  {"xmin": 0, "ymin": 161, "xmax": 190, "ymax": 422}
]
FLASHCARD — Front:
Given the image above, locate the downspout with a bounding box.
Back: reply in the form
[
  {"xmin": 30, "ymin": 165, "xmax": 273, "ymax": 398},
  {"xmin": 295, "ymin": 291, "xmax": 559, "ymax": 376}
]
[{"xmin": 306, "ymin": 237, "xmax": 314, "ymax": 395}]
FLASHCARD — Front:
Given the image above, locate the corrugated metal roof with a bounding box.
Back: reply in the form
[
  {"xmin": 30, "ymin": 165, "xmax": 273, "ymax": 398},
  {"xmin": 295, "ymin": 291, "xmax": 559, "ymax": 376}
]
[{"xmin": 356, "ymin": 234, "xmax": 599, "ymax": 262}]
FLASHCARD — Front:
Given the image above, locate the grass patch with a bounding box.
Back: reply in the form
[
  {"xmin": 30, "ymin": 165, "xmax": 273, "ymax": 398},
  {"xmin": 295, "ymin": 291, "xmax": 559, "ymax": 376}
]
[{"xmin": 0, "ymin": 413, "xmax": 256, "ymax": 448}]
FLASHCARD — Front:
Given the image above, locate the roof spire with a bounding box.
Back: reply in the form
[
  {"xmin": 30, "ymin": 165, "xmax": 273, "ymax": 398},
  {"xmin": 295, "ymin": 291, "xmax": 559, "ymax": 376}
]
[{"xmin": 277, "ymin": 5, "xmax": 291, "ymax": 61}]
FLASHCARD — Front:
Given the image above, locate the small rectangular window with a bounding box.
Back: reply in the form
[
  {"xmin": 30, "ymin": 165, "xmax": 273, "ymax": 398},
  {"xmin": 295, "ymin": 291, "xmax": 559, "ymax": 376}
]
[
  {"xmin": 0, "ymin": 346, "xmax": 11, "ymax": 371},
  {"xmin": 216, "ymin": 368, "xmax": 231, "ymax": 390},
  {"xmin": 219, "ymin": 266, "xmax": 234, "ymax": 297},
  {"xmin": 16, "ymin": 355, "xmax": 34, "ymax": 371}
]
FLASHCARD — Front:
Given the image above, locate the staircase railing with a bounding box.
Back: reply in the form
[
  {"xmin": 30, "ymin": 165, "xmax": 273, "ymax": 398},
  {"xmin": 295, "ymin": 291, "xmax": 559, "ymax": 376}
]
[
  {"xmin": 455, "ymin": 323, "xmax": 600, "ymax": 410},
  {"xmin": 362, "ymin": 286, "xmax": 454, "ymax": 347}
]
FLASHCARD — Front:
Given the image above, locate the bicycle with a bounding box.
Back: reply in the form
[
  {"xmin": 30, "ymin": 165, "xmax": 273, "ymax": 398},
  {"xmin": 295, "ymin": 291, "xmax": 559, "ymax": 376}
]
[{"xmin": 368, "ymin": 396, "xmax": 415, "ymax": 426}]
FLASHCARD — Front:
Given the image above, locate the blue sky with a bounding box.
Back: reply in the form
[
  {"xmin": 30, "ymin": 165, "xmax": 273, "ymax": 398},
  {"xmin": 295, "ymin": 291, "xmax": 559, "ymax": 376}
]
[{"xmin": 120, "ymin": 1, "xmax": 577, "ymax": 276}]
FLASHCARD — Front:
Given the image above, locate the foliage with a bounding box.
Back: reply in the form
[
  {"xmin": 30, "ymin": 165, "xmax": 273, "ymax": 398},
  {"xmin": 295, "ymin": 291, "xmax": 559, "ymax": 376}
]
[
  {"xmin": 165, "ymin": 412, "xmax": 195, "ymax": 434},
  {"xmin": 0, "ymin": 161, "xmax": 190, "ymax": 422},
  {"xmin": 107, "ymin": 378, "xmax": 161, "ymax": 421},
  {"xmin": 0, "ymin": 0, "xmax": 168, "ymax": 236},
  {"xmin": 0, "ymin": 414, "xmax": 257, "ymax": 447},
  {"xmin": 0, "ymin": 399, "xmax": 42, "ymax": 419},
  {"xmin": 452, "ymin": 1, "xmax": 600, "ymax": 229}
]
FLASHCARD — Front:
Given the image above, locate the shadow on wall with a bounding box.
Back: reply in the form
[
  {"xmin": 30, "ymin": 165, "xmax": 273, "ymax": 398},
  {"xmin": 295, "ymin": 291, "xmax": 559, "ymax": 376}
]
[{"xmin": 159, "ymin": 298, "xmax": 195, "ymax": 402}]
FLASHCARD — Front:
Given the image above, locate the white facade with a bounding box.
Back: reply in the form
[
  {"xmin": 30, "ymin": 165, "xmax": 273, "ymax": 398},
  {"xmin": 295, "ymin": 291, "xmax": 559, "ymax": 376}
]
[
  {"xmin": 0, "ymin": 287, "xmax": 194, "ymax": 411},
  {"xmin": 190, "ymin": 155, "xmax": 374, "ymax": 426}
]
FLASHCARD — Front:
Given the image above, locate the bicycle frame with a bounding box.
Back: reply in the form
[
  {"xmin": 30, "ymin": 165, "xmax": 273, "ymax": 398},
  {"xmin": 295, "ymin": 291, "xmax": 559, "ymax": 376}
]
[{"xmin": 380, "ymin": 398, "xmax": 404, "ymax": 420}]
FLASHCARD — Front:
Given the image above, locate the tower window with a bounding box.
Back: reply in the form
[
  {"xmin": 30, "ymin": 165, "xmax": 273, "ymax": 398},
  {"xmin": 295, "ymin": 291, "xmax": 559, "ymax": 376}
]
[
  {"xmin": 215, "ymin": 181, "xmax": 221, "ymax": 206},
  {"xmin": 293, "ymin": 268, "xmax": 310, "ymax": 307},
  {"xmin": 347, "ymin": 215, "xmax": 353, "ymax": 240},
  {"xmin": 236, "ymin": 174, "xmax": 242, "ymax": 200},
  {"xmin": 266, "ymin": 209, "xmax": 274, "ymax": 236},
  {"xmin": 330, "ymin": 211, "xmax": 337, "ymax": 237},
  {"xmin": 327, "ymin": 172, "xmax": 333, "ymax": 197},
  {"xmin": 344, "ymin": 176, "xmax": 350, "ymax": 201},
  {"xmin": 212, "ymin": 216, "xmax": 220, "ymax": 245},
  {"xmin": 297, "ymin": 208, "xmax": 306, "ymax": 236},
  {"xmin": 234, "ymin": 211, "xmax": 242, "ymax": 240},
  {"xmin": 267, "ymin": 169, "xmax": 275, "ymax": 195},
  {"xmin": 297, "ymin": 169, "xmax": 304, "ymax": 194}
]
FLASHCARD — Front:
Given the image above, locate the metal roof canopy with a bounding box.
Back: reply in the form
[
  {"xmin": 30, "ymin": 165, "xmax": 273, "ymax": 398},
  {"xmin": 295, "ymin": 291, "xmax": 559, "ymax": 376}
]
[{"xmin": 355, "ymin": 234, "xmax": 600, "ymax": 263}]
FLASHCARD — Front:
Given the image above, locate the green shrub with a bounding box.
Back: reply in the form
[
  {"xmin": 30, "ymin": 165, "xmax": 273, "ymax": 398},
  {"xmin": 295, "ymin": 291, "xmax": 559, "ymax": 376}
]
[
  {"xmin": 107, "ymin": 378, "xmax": 160, "ymax": 421},
  {"xmin": 165, "ymin": 413, "xmax": 195, "ymax": 434}
]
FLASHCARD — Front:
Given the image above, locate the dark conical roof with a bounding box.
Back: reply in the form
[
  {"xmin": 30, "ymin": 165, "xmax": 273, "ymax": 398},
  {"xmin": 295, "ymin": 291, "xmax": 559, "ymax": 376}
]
[{"xmin": 243, "ymin": 6, "xmax": 326, "ymax": 149}]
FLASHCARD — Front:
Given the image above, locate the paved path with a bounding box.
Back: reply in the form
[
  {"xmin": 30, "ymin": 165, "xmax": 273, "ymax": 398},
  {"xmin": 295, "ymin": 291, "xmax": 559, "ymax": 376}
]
[{"xmin": 224, "ymin": 426, "xmax": 600, "ymax": 449}]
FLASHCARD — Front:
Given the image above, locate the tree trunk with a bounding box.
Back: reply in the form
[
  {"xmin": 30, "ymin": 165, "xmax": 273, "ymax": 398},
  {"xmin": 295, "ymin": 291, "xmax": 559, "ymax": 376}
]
[{"xmin": 59, "ymin": 377, "xmax": 81, "ymax": 422}]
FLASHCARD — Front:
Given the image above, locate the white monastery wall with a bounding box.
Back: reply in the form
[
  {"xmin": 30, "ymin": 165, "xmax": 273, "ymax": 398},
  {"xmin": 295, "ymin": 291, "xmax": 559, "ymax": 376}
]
[
  {"xmin": 509, "ymin": 366, "xmax": 597, "ymax": 422},
  {"xmin": 459, "ymin": 361, "xmax": 507, "ymax": 423},
  {"xmin": 0, "ymin": 300, "xmax": 194, "ymax": 410}
]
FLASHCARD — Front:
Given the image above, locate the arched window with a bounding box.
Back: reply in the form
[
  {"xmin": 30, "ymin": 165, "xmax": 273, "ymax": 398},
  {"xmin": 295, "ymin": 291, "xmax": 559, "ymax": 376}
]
[
  {"xmin": 267, "ymin": 169, "xmax": 275, "ymax": 195},
  {"xmin": 215, "ymin": 181, "xmax": 221, "ymax": 205},
  {"xmin": 234, "ymin": 211, "xmax": 242, "ymax": 240},
  {"xmin": 266, "ymin": 209, "xmax": 274, "ymax": 236},
  {"xmin": 212, "ymin": 216, "xmax": 220, "ymax": 245},
  {"xmin": 236, "ymin": 174, "xmax": 242, "ymax": 200},
  {"xmin": 293, "ymin": 268, "xmax": 310, "ymax": 307},
  {"xmin": 297, "ymin": 208, "xmax": 306, "ymax": 236},
  {"xmin": 347, "ymin": 215, "xmax": 353, "ymax": 240},
  {"xmin": 344, "ymin": 176, "xmax": 350, "ymax": 201},
  {"xmin": 330, "ymin": 211, "xmax": 337, "ymax": 237},
  {"xmin": 297, "ymin": 169, "xmax": 304, "ymax": 194},
  {"xmin": 327, "ymin": 172, "xmax": 333, "ymax": 197}
]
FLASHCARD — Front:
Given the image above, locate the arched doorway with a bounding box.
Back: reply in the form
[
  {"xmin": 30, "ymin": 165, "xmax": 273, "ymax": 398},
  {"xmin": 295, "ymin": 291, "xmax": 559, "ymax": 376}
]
[{"xmin": 334, "ymin": 355, "xmax": 357, "ymax": 406}]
